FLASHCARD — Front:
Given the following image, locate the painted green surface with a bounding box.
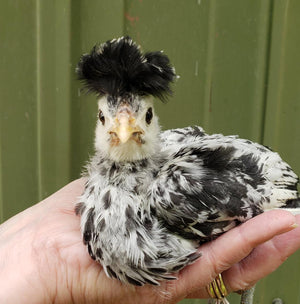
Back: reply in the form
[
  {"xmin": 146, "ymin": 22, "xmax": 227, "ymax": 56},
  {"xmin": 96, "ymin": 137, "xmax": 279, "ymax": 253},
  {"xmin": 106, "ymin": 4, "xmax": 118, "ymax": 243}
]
[
  {"xmin": 125, "ymin": 0, "xmax": 272, "ymax": 142},
  {"xmin": 0, "ymin": 0, "xmax": 299, "ymax": 303},
  {"xmin": 263, "ymin": 0, "xmax": 300, "ymax": 176},
  {"xmin": 36, "ymin": 0, "xmax": 72, "ymax": 199},
  {"xmin": 0, "ymin": 1, "xmax": 39, "ymax": 220}
]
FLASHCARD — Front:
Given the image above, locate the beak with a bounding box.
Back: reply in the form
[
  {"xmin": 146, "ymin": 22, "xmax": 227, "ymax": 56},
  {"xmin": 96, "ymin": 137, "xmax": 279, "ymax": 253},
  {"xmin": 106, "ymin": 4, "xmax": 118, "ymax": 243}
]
[{"xmin": 110, "ymin": 104, "xmax": 143, "ymax": 144}]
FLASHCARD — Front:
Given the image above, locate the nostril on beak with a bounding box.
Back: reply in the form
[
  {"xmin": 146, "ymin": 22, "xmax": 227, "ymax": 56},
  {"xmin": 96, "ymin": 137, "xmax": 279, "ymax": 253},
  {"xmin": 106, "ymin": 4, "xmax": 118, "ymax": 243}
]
[
  {"xmin": 132, "ymin": 131, "xmax": 142, "ymax": 137},
  {"xmin": 109, "ymin": 131, "xmax": 118, "ymax": 138}
]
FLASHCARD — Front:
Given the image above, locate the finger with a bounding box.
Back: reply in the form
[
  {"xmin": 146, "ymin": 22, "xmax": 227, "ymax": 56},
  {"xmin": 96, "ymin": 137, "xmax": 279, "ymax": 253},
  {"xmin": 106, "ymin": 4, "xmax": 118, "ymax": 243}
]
[
  {"xmin": 176, "ymin": 210, "xmax": 297, "ymax": 297},
  {"xmin": 223, "ymin": 214, "xmax": 300, "ymax": 292}
]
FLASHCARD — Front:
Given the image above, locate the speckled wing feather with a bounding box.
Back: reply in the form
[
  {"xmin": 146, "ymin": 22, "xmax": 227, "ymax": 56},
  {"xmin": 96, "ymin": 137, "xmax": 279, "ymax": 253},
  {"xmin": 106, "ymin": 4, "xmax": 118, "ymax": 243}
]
[
  {"xmin": 76, "ymin": 153, "xmax": 201, "ymax": 286},
  {"xmin": 151, "ymin": 126, "xmax": 299, "ymax": 242}
]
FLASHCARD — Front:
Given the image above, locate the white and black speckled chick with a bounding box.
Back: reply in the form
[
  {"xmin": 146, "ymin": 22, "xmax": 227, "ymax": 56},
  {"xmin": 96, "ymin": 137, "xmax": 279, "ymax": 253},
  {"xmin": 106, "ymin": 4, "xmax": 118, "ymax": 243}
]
[{"xmin": 75, "ymin": 37, "xmax": 300, "ymax": 287}]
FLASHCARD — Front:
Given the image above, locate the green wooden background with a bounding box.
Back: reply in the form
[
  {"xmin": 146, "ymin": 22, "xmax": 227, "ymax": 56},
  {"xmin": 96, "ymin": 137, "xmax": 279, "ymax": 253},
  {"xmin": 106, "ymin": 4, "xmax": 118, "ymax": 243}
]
[{"xmin": 1, "ymin": 1, "xmax": 299, "ymax": 303}]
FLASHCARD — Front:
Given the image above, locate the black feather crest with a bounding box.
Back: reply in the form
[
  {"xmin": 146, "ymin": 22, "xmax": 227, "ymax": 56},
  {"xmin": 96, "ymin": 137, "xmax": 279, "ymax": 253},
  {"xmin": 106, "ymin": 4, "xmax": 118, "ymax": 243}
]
[{"xmin": 76, "ymin": 36, "xmax": 176, "ymax": 100}]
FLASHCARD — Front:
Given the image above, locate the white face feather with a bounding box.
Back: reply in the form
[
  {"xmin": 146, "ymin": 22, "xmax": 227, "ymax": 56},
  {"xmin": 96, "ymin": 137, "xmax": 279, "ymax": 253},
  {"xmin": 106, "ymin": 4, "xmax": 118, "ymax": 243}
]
[{"xmin": 94, "ymin": 96, "xmax": 160, "ymax": 162}]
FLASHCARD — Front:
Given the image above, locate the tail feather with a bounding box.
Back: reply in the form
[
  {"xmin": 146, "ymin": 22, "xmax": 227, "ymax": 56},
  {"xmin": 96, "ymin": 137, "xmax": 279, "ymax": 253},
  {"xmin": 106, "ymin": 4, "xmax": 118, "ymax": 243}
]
[
  {"xmin": 278, "ymin": 198, "xmax": 300, "ymax": 215},
  {"xmin": 284, "ymin": 198, "xmax": 300, "ymax": 208}
]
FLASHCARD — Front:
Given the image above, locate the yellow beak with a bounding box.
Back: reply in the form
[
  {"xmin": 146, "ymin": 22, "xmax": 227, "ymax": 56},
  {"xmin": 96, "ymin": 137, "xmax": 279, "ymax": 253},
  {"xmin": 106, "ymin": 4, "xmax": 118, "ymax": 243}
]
[{"xmin": 110, "ymin": 105, "xmax": 143, "ymax": 144}]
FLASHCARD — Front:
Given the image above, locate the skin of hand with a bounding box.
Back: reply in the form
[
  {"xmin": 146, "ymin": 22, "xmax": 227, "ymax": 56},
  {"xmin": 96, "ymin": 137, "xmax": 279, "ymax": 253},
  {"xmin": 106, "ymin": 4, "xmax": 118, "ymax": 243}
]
[{"xmin": 0, "ymin": 179, "xmax": 299, "ymax": 304}]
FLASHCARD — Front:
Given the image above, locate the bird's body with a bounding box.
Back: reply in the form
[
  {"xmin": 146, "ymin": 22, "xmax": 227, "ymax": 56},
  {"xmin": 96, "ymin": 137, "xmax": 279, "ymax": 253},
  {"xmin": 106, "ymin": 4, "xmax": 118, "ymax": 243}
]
[{"xmin": 75, "ymin": 37, "xmax": 300, "ymax": 287}]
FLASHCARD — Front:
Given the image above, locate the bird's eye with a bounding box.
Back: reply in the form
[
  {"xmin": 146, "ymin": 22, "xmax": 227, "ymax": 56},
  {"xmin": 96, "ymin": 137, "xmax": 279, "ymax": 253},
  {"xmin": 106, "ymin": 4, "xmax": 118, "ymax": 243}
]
[
  {"xmin": 99, "ymin": 110, "xmax": 105, "ymax": 125},
  {"xmin": 145, "ymin": 108, "xmax": 153, "ymax": 125}
]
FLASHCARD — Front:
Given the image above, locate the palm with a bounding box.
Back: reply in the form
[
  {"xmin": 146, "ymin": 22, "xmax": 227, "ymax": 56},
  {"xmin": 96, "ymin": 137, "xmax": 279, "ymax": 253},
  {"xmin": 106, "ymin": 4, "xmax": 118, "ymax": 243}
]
[
  {"xmin": 37, "ymin": 179, "xmax": 180, "ymax": 304},
  {"xmin": 10, "ymin": 178, "xmax": 299, "ymax": 304}
]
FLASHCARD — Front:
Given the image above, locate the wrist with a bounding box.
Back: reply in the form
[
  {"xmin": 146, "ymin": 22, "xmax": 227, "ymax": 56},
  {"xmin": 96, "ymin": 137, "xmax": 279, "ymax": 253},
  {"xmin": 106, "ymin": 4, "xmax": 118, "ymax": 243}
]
[{"xmin": 0, "ymin": 205, "xmax": 65, "ymax": 303}]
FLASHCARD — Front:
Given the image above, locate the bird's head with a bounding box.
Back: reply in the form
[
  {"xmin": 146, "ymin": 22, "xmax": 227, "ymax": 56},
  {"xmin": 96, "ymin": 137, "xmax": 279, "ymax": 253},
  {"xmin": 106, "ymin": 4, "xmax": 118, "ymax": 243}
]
[
  {"xmin": 76, "ymin": 37, "xmax": 176, "ymax": 162},
  {"xmin": 94, "ymin": 95, "xmax": 159, "ymax": 161}
]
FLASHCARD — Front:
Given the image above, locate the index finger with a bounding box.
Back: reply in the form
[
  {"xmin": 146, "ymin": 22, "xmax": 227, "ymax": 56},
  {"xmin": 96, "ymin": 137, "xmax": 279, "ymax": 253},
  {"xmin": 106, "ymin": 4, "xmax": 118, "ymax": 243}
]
[{"xmin": 176, "ymin": 210, "xmax": 297, "ymax": 296}]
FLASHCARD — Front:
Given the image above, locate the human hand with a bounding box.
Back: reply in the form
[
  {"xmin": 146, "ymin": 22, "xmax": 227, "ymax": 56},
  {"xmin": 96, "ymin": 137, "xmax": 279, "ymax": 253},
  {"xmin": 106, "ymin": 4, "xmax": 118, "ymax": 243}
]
[{"xmin": 0, "ymin": 179, "xmax": 299, "ymax": 304}]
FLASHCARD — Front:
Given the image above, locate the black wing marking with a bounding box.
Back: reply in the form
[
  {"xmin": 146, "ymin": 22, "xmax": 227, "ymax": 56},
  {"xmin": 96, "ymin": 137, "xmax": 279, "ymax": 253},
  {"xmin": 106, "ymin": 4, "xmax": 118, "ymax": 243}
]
[{"xmin": 151, "ymin": 141, "xmax": 272, "ymax": 241}]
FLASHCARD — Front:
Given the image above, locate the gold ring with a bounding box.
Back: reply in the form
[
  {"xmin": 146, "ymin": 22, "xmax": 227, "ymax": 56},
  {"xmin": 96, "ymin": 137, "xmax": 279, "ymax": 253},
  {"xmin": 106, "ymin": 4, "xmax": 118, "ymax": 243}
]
[{"xmin": 207, "ymin": 274, "xmax": 228, "ymax": 299}]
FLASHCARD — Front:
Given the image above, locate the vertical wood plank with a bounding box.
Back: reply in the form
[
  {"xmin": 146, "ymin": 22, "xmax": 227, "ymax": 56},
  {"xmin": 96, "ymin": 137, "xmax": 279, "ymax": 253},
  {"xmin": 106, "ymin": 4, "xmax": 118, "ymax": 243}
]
[
  {"xmin": 263, "ymin": 0, "xmax": 300, "ymax": 175},
  {"xmin": 70, "ymin": 0, "xmax": 125, "ymax": 179},
  {"xmin": 124, "ymin": 0, "xmax": 272, "ymax": 144},
  {"xmin": 0, "ymin": 0, "xmax": 39, "ymax": 220},
  {"xmin": 124, "ymin": 0, "xmax": 209, "ymax": 130},
  {"xmin": 36, "ymin": 0, "xmax": 73, "ymax": 199},
  {"xmin": 259, "ymin": 0, "xmax": 300, "ymax": 301},
  {"xmin": 201, "ymin": 0, "xmax": 272, "ymax": 142}
]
